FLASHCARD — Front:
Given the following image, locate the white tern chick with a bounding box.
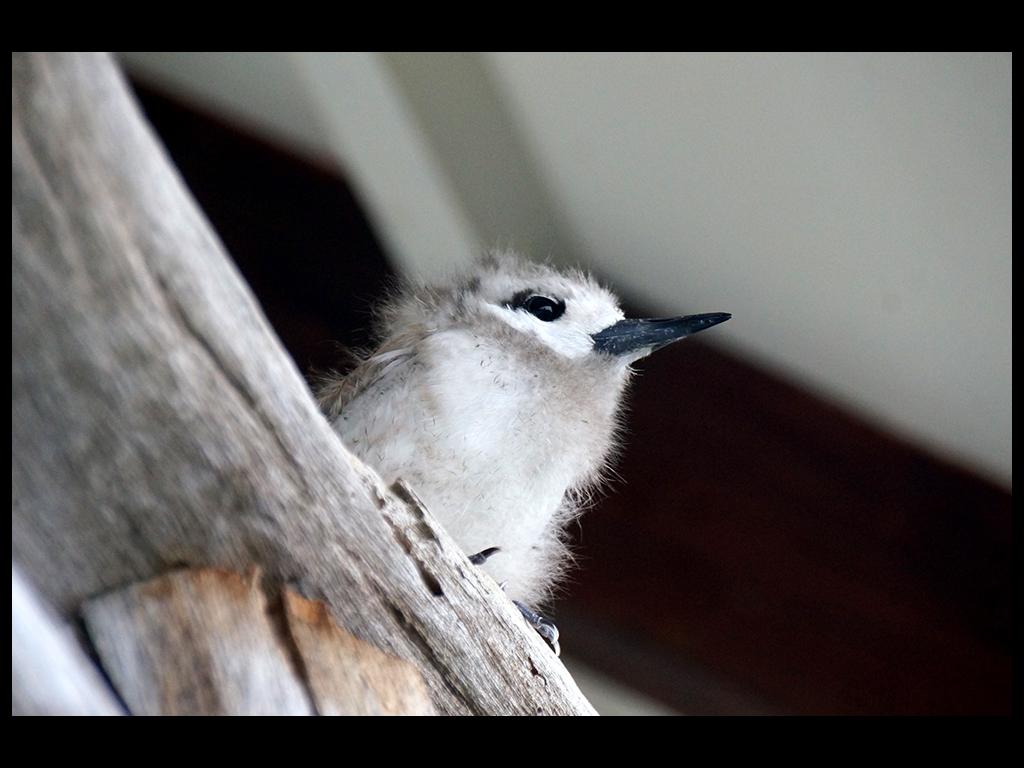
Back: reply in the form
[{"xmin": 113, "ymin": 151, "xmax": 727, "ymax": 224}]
[{"xmin": 319, "ymin": 252, "xmax": 729, "ymax": 651}]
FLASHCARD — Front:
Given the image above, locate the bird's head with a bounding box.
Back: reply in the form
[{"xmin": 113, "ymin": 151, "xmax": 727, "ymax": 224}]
[{"xmin": 436, "ymin": 251, "xmax": 730, "ymax": 365}]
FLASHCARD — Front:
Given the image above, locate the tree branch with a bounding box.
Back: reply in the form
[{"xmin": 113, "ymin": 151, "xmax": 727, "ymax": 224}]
[{"xmin": 12, "ymin": 51, "xmax": 595, "ymax": 716}]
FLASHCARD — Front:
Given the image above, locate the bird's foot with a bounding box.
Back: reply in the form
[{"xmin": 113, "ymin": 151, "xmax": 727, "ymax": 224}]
[
  {"xmin": 513, "ymin": 600, "xmax": 560, "ymax": 657},
  {"xmin": 467, "ymin": 547, "xmax": 561, "ymax": 656}
]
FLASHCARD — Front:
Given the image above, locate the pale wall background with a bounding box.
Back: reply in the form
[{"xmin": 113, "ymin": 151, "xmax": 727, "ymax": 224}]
[{"xmin": 122, "ymin": 52, "xmax": 1012, "ymax": 487}]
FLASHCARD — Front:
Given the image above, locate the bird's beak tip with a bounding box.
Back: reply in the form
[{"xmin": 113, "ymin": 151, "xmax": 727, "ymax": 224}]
[{"xmin": 591, "ymin": 312, "xmax": 731, "ymax": 356}]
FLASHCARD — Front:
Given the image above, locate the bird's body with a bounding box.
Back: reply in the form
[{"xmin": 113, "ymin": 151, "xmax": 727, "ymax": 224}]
[{"xmin": 319, "ymin": 252, "xmax": 729, "ymax": 608}]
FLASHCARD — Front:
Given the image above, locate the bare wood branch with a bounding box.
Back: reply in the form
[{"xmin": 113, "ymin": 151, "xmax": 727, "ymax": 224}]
[
  {"xmin": 11, "ymin": 52, "xmax": 595, "ymax": 715},
  {"xmin": 282, "ymin": 588, "xmax": 437, "ymax": 715},
  {"xmin": 80, "ymin": 567, "xmax": 437, "ymax": 715},
  {"xmin": 81, "ymin": 568, "xmax": 315, "ymax": 715}
]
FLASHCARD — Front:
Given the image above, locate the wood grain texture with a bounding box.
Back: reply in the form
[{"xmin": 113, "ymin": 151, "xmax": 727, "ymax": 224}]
[
  {"xmin": 12, "ymin": 52, "xmax": 594, "ymax": 716},
  {"xmin": 82, "ymin": 568, "xmax": 314, "ymax": 715},
  {"xmin": 283, "ymin": 590, "xmax": 436, "ymax": 715},
  {"xmin": 80, "ymin": 568, "xmax": 437, "ymax": 715}
]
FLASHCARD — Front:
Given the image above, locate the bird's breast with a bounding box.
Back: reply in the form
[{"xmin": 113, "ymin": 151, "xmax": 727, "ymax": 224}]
[{"xmin": 333, "ymin": 329, "xmax": 625, "ymax": 602}]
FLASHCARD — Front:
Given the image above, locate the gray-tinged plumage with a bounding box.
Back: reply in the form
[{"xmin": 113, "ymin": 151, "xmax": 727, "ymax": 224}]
[{"xmin": 319, "ymin": 251, "xmax": 729, "ymax": 606}]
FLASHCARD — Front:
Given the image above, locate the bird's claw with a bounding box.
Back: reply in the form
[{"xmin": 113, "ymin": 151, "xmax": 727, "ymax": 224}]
[
  {"xmin": 513, "ymin": 600, "xmax": 561, "ymax": 657},
  {"xmin": 468, "ymin": 547, "xmax": 561, "ymax": 655},
  {"xmin": 468, "ymin": 547, "xmax": 500, "ymax": 566}
]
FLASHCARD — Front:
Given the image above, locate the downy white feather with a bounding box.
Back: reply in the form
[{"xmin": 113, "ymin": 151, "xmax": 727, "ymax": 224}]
[{"xmin": 319, "ymin": 252, "xmax": 635, "ymax": 605}]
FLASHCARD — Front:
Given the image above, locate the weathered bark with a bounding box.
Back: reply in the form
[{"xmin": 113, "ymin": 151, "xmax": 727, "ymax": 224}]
[
  {"xmin": 11, "ymin": 52, "xmax": 595, "ymax": 715},
  {"xmin": 80, "ymin": 567, "xmax": 437, "ymax": 715},
  {"xmin": 81, "ymin": 568, "xmax": 315, "ymax": 716},
  {"xmin": 281, "ymin": 587, "xmax": 437, "ymax": 715}
]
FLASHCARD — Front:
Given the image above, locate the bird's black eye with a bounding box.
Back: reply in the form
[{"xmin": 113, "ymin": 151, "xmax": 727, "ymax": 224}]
[{"xmin": 510, "ymin": 292, "xmax": 566, "ymax": 322}]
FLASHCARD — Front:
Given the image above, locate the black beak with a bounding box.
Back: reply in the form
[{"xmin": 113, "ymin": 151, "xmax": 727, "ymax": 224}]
[{"xmin": 591, "ymin": 312, "xmax": 731, "ymax": 356}]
